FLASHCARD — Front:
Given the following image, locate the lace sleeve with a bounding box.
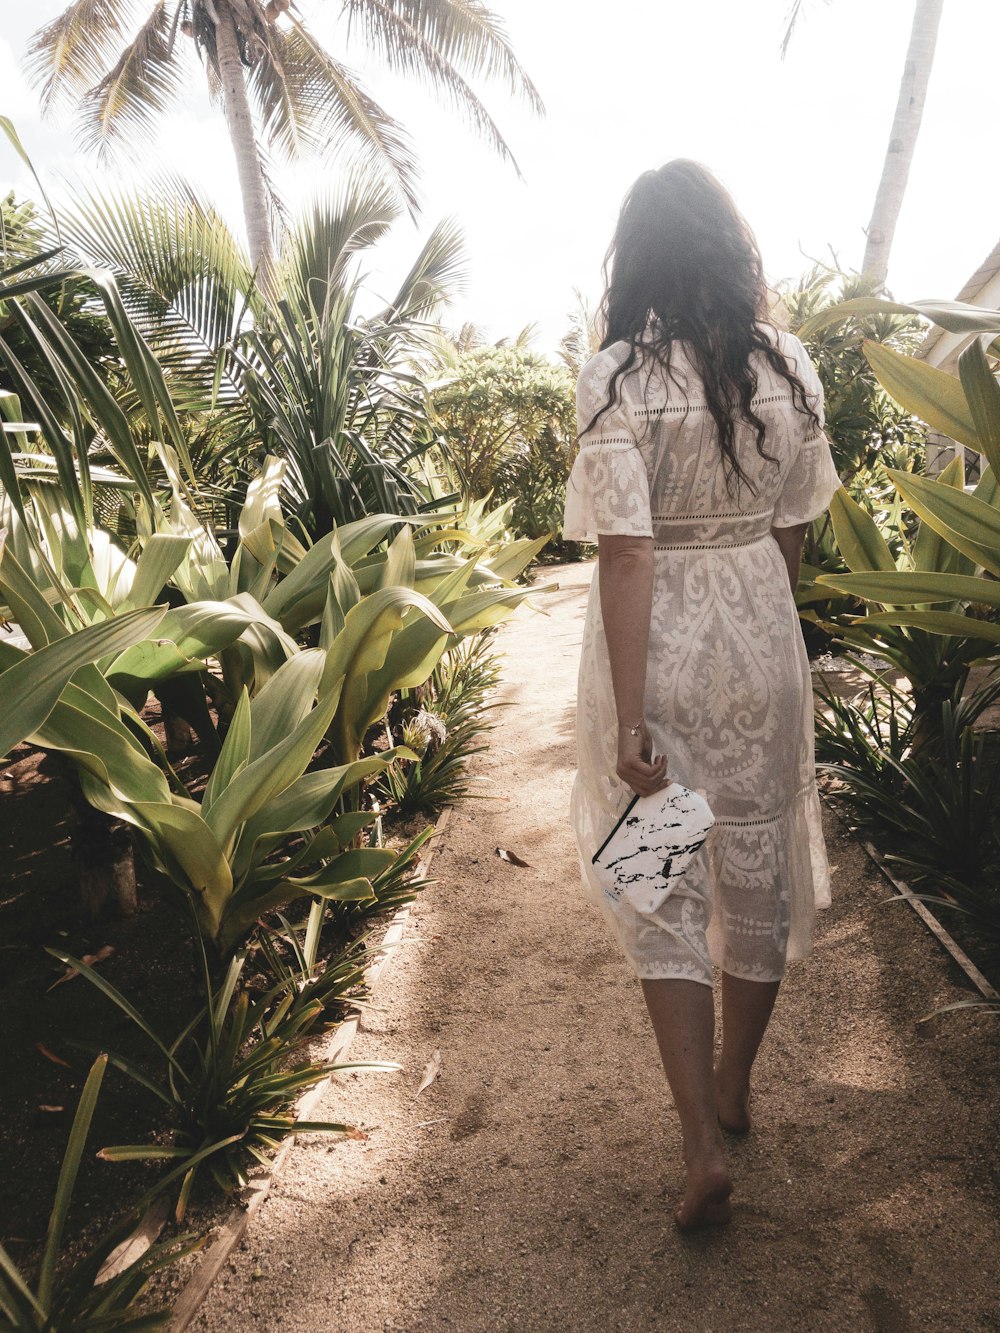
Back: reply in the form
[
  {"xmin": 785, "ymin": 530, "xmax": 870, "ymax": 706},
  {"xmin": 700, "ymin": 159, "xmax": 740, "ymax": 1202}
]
[
  {"xmin": 772, "ymin": 338, "xmax": 841, "ymax": 528},
  {"xmin": 562, "ymin": 354, "xmax": 653, "ymax": 543}
]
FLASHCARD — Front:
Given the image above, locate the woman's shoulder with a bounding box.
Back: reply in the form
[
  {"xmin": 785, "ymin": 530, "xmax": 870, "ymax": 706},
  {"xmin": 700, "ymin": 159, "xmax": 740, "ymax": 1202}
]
[
  {"xmin": 577, "ymin": 341, "xmax": 632, "ymax": 388},
  {"xmin": 576, "ymin": 342, "xmax": 635, "ymax": 417}
]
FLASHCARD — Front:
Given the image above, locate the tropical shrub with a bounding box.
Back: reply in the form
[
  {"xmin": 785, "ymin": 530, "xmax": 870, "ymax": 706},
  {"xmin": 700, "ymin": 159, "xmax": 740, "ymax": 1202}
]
[
  {"xmin": 431, "ymin": 341, "xmax": 576, "ymax": 540},
  {"xmin": 783, "ymin": 265, "xmax": 927, "ymax": 485},
  {"xmin": 56, "ymin": 946, "xmax": 395, "ymax": 1220}
]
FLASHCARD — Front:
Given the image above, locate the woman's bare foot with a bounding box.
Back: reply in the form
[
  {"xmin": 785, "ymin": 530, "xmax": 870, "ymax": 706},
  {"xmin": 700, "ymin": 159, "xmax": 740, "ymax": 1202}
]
[
  {"xmin": 714, "ymin": 1066, "xmax": 751, "ymax": 1135},
  {"xmin": 674, "ymin": 1158, "xmax": 733, "ymax": 1231}
]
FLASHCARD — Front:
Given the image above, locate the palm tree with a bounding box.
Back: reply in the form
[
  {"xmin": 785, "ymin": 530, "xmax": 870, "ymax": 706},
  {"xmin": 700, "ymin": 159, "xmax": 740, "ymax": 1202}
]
[
  {"xmin": 26, "ymin": 1, "xmax": 542, "ymax": 277},
  {"xmin": 782, "ymin": 0, "xmax": 944, "ymax": 289}
]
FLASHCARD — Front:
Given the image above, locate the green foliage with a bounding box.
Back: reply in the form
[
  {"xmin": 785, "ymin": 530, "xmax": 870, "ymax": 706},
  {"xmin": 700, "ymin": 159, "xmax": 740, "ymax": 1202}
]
[
  {"xmin": 432, "ymin": 342, "xmax": 576, "ymax": 538},
  {"xmin": 378, "ymin": 628, "xmax": 504, "ymax": 815},
  {"xmin": 0, "ymin": 193, "xmax": 119, "ymax": 414},
  {"xmin": 819, "ymin": 673, "xmax": 1000, "ymax": 943},
  {"xmin": 53, "ymin": 941, "xmax": 396, "ymax": 1221},
  {"xmin": 783, "ymin": 265, "xmax": 927, "ymax": 484},
  {"xmin": 0, "ymin": 1055, "xmax": 201, "ymax": 1330}
]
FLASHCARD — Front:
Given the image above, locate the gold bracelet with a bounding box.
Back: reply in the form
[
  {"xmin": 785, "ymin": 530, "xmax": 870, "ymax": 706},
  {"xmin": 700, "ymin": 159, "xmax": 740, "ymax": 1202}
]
[{"xmin": 619, "ymin": 718, "xmax": 644, "ymax": 736}]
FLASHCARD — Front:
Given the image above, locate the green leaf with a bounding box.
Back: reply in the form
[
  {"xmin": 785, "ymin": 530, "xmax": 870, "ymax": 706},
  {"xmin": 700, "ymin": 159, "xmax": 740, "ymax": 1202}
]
[
  {"xmin": 854, "ymin": 609, "xmax": 1000, "ymax": 645},
  {"xmin": 203, "ymin": 687, "xmax": 251, "ymax": 814},
  {"xmin": 121, "ymin": 534, "xmax": 192, "ymax": 610},
  {"xmin": 864, "ymin": 341, "xmax": 979, "ymax": 449},
  {"xmin": 911, "ymin": 455, "xmax": 971, "ymax": 576},
  {"xmin": 38, "ymin": 1055, "xmax": 108, "ymax": 1309},
  {"xmin": 0, "ymin": 603, "xmax": 166, "ymax": 760},
  {"xmin": 106, "ymin": 600, "xmax": 255, "ymax": 681},
  {"xmin": 204, "ymin": 687, "xmax": 341, "ymax": 853},
  {"xmin": 818, "ymin": 571, "xmax": 1000, "ymax": 609},
  {"xmin": 887, "ymin": 469, "xmax": 1000, "ymax": 577},
  {"xmin": 798, "ymin": 295, "xmax": 1000, "ymax": 339},
  {"xmin": 958, "ymin": 338, "xmax": 1000, "ymax": 478},
  {"xmin": 827, "ymin": 487, "xmax": 896, "ymax": 574}
]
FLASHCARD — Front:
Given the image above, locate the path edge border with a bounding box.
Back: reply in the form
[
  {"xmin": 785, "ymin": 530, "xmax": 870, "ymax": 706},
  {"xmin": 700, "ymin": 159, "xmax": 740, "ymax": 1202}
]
[
  {"xmin": 169, "ymin": 804, "xmax": 454, "ymax": 1331},
  {"xmin": 821, "ymin": 793, "xmax": 999, "ymax": 1003}
]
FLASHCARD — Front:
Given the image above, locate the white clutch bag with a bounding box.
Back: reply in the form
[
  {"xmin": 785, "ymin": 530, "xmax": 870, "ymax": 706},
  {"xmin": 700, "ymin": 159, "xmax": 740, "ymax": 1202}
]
[{"xmin": 592, "ymin": 783, "xmax": 715, "ymax": 915}]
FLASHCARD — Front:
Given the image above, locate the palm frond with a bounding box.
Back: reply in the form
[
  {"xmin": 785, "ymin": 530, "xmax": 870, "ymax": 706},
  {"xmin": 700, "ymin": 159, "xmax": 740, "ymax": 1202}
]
[
  {"xmin": 77, "ymin": 1, "xmax": 187, "ymax": 157},
  {"xmin": 53, "ymin": 175, "xmax": 254, "ymax": 411},
  {"xmin": 345, "ymin": 0, "xmax": 543, "ymax": 112},
  {"xmin": 26, "ymin": 0, "xmax": 136, "ymax": 113},
  {"xmin": 380, "ymin": 217, "xmax": 466, "ymax": 324},
  {"xmin": 248, "ymin": 19, "xmax": 421, "ymax": 215},
  {"xmin": 342, "ymin": 0, "xmax": 534, "ymax": 172},
  {"xmin": 780, "ymin": 0, "xmax": 831, "ymax": 59},
  {"xmin": 279, "ymin": 184, "xmax": 399, "ymax": 313}
]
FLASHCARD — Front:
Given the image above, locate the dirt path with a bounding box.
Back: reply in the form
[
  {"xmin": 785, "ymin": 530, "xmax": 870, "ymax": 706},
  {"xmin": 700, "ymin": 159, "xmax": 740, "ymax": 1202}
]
[{"xmin": 194, "ymin": 560, "xmax": 1000, "ymax": 1332}]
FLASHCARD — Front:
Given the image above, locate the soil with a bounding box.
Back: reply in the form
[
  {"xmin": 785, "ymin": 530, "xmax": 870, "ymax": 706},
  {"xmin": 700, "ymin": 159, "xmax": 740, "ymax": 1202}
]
[{"xmin": 180, "ymin": 559, "xmax": 1000, "ymax": 1333}]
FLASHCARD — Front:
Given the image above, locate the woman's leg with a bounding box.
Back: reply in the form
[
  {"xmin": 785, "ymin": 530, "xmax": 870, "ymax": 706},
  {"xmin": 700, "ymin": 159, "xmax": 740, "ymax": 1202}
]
[
  {"xmin": 714, "ymin": 974, "xmax": 781, "ymax": 1133},
  {"xmin": 639, "ymin": 977, "xmax": 731, "ymax": 1229}
]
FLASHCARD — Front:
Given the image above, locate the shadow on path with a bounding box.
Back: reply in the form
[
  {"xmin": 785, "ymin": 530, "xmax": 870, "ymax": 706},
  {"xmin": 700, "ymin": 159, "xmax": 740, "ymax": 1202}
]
[{"xmin": 194, "ymin": 560, "xmax": 1000, "ymax": 1333}]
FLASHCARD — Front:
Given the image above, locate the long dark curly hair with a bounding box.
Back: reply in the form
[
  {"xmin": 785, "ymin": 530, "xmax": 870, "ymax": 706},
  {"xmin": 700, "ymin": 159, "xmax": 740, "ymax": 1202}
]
[{"xmin": 586, "ymin": 160, "xmax": 820, "ymax": 492}]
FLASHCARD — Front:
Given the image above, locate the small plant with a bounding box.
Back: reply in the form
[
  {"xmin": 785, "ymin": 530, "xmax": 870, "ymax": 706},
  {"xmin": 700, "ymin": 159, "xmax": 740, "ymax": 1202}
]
[
  {"xmin": 819, "ymin": 672, "xmax": 1000, "ymax": 944},
  {"xmin": 53, "ymin": 926, "xmax": 398, "ymax": 1221},
  {"xmin": 378, "ymin": 631, "xmax": 503, "ymax": 816},
  {"xmin": 0, "ymin": 1055, "xmax": 200, "ymax": 1331}
]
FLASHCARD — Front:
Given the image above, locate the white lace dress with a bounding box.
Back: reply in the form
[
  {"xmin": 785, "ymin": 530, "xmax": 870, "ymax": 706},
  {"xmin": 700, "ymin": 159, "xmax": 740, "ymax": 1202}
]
[{"xmin": 563, "ymin": 330, "xmax": 841, "ymax": 985}]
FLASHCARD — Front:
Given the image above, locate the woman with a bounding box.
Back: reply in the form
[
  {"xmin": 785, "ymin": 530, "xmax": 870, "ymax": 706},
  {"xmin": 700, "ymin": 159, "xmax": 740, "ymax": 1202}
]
[{"xmin": 563, "ymin": 160, "xmax": 840, "ymax": 1231}]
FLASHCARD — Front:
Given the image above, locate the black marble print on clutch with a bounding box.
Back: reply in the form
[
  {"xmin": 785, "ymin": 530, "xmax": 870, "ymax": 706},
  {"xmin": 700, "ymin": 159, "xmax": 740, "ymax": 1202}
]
[{"xmin": 592, "ymin": 783, "xmax": 715, "ymax": 915}]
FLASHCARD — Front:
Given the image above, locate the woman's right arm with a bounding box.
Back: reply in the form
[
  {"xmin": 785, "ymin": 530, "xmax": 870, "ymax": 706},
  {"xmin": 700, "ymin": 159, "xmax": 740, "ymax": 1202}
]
[
  {"xmin": 598, "ymin": 532, "xmax": 670, "ymax": 797},
  {"xmin": 770, "ymin": 522, "xmax": 809, "ymax": 591}
]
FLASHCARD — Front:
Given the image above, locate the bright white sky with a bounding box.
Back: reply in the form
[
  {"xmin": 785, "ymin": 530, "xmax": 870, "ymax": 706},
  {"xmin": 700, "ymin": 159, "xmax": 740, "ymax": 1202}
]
[{"xmin": 2, "ymin": 0, "xmax": 998, "ymax": 350}]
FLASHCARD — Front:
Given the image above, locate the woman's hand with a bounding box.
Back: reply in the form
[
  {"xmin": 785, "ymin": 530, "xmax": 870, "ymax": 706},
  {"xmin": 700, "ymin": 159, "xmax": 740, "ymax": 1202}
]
[{"xmin": 616, "ymin": 721, "xmax": 672, "ymax": 797}]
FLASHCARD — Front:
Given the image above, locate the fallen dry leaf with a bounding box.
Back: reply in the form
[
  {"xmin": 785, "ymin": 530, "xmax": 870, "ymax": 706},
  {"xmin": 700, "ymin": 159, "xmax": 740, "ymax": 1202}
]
[
  {"xmin": 48, "ymin": 945, "xmax": 115, "ymax": 991},
  {"xmin": 415, "ymin": 1048, "xmax": 442, "ymax": 1097},
  {"xmin": 95, "ymin": 1197, "xmax": 170, "ymax": 1285},
  {"xmin": 35, "ymin": 1042, "xmax": 70, "ymax": 1067},
  {"xmin": 496, "ymin": 846, "xmax": 531, "ymax": 868}
]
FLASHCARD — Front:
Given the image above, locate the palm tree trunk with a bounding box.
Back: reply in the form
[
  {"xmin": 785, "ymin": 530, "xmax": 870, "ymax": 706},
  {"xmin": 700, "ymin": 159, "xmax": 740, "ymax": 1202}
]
[
  {"xmin": 212, "ymin": 0, "xmax": 276, "ymax": 280},
  {"xmin": 862, "ymin": 0, "xmax": 944, "ymax": 288}
]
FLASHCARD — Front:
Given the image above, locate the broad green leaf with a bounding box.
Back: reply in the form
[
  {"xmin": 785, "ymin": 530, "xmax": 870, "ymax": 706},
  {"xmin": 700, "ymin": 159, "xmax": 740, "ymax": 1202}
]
[
  {"xmin": 231, "ymin": 753, "xmax": 402, "ymax": 881},
  {"xmin": 121, "ymin": 534, "xmax": 192, "ymax": 611},
  {"xmin": 0, "ymin": 604, "xmax": 166, "ymax": 760},
  {"xmin": 911, "ymin": 456, "xmax": 972, "ymax": 576},
  {"xmin": 798, "ymin": 295, "xmax": 1000, "ymax": 339},
  {"xmin": 864, "ymin": 341, "xmax": 979, "ymax": 449},
  {"xmin": 284, "ymin": 847, "xmax": 397, "ymax": 887},
  {"xmin": 854, "ymin": 609, "xmax": 1000, "ymax": 645},
  {"xmin": 205, "ymin": 687, "xmax": 341, "ymax": 853},
  {"xmin": 246, "ymin": 649, "xmax": 326, "ymax": 761},
  {"xmin": 484, "ymin": 534, "xmax": 550, "ymax": 582},
  {"xmin": 888, "ymin": 469, "xmax": 1000, "ymax": 577},
  {"xmin": 238, "ymin": 455, "xmax": 285, "ymax": 537},
  {"xmin": 130, "ymin": 800, "xmax": 233, "ymax": 925},
  {"xmin": 818, "ymin": 571, "xmax": 1000, "ymax": 609},
  {"xmin": 958, "ymin": 338, "xmax": 1000, "ymax": 478},
  {"xmin": 378, "ymin": 525, "xmax": 416, "ymax": 591},
  {"xmin": 828, "ymin": 487, "xmax": 896, "ymax": 573},
  {"xmin": 203, "ymin": 687, "xmax": 251, "ymax": 813},
  {"xmin": 29, "ymin": 695, "xmax": 170, "ymax": 804},
  {"xmin": 105, "ymin": 600, "xmax": 255, "ymax": 680}
]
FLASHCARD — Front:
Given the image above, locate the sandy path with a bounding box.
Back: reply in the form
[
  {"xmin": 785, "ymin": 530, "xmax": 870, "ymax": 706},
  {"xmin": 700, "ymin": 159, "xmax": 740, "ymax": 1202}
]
[{"xmin": 195, "ymin": 559, "xmax": 1000, "ymax": 1332}]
